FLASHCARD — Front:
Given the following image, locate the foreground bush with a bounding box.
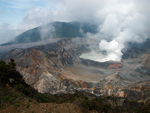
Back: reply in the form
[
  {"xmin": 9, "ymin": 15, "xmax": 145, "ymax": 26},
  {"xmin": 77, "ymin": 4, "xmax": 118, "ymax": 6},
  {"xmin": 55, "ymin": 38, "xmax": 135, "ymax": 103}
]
[{"xmin": 1, "ymin": 59, "xmax": 150, "ymax": 112}]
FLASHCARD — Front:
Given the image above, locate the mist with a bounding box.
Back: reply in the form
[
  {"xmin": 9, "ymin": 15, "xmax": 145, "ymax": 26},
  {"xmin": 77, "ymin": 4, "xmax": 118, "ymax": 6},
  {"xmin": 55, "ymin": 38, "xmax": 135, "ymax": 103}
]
[
  {"xmin": 39, "ymin": 24, "xmax": 55, "ymax": 41},
  {"xmin": 80, "ymin": 0, "xmax": 150, "ymax": 61},
  {"xmin": 1, "ymin": 0, "xmax": 150, "ymax": 62}
]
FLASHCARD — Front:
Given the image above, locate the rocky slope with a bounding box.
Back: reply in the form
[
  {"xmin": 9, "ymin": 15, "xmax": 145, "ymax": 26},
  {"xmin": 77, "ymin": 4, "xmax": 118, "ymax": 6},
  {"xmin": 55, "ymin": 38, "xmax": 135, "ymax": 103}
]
[{"xmin": 1, "ymin": 38, "xmax": 150, "ymax": 102}]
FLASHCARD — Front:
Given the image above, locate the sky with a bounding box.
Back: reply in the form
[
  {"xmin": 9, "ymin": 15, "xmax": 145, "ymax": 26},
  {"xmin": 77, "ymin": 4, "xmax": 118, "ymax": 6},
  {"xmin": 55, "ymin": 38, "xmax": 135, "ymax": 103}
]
[
  {"xmin": 0, "ymin": 0, "xmax": 150, "ymax": 48},
  {"xmin": 0, "ymin": 0, "xmax": 61, "ymax": 44}
]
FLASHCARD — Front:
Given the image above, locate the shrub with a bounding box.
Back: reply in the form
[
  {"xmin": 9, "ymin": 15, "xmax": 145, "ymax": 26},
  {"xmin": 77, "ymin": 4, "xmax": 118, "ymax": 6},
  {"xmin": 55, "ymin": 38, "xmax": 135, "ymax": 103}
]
[
  {"xmin": 80, "ymin": 97, "xmax": 112, "ymax": 112},
  {"xmin": 33, "ymin": 93, "xmax": 49, "ymax": 103}
]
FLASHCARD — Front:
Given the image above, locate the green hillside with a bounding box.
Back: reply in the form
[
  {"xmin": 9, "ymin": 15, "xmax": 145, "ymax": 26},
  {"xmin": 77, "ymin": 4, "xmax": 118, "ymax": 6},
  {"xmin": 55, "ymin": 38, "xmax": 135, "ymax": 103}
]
[
  {"xmin": 51, "ymin": 22, "xmax": 97, "ymax": 38},
  {"xmin": 16, "ymin": 27, "xmax": 41, "ymax": 43},
  {"xmin": 1, "ymin": 22, "xmax": 98, "ymax": 45}
]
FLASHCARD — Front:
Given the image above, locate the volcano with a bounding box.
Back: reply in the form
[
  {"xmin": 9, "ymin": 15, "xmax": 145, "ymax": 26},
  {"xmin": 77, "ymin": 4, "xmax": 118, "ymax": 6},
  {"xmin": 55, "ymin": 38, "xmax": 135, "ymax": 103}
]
[{"xmin": 1, "ymin": 38, "xmax": 150, "ymax": 101}]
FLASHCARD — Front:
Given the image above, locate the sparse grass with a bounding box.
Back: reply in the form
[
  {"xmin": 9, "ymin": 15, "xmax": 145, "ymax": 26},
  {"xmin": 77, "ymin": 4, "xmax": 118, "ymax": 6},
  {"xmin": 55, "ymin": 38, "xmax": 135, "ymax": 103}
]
[
  {"xmin": 1, "ymin": 59, "xmax": 150, "ymax": 112},
  {"xmin": 14, "ymin": 103, "xmax": 20, "ymax": 108},
  {"xmin": 26, "ymin": 103, "xmax": 30, "ymax": 108},
  {"xmin": 28, "ymin": 98, "xmax": 32, "ymax": 102}
]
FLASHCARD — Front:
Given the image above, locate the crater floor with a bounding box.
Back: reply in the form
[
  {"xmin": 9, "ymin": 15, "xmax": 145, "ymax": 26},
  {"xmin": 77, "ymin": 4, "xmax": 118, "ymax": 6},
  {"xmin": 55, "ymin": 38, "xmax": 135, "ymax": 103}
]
[{"xmin": 1, "ymin": 38, "xmax": 150, "ymax": 101}]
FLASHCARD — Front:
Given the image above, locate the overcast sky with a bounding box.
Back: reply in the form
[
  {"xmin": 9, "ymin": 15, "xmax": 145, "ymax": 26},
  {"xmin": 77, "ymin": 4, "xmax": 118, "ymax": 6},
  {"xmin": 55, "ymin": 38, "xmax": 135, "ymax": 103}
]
[{"xmin": 0, "ymin": 0, "xmax": 150, "ymax": 44}]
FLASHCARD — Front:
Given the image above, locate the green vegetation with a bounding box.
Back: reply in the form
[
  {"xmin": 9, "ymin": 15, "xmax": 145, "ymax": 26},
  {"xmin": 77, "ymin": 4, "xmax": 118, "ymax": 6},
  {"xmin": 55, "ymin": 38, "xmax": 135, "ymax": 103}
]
[
  {"xmin": 1, "ymin": 22, "xmax": 98, "ymax": 45},
  {"xmin": 16, "ymin": 22, "xmax": 97, "ymax": 43},
  {"xmin": 16, "ymin": 27, "xmax": 41, "ymax": 43},
  {"xmin": 26, "ymin": 103, "xmax": 30, "ymax": 108},
  {"xmin": 0, "ymin": 59, "xmax": 150, "ymax": 112}
]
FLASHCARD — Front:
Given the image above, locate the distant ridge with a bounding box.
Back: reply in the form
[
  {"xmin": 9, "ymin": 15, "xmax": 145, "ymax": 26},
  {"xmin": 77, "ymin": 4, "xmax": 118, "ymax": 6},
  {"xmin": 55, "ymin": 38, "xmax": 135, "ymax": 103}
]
[{"xmin": 1, "ymin": 21, "xmax": 98, "ymax": 46}]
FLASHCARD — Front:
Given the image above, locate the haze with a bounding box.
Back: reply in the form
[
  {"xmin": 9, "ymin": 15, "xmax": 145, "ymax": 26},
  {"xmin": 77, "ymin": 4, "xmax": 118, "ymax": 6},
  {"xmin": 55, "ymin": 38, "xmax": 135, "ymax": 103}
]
[{"xmin": 0, "ymin": 0, "xmax": 150, "ymax": 60}]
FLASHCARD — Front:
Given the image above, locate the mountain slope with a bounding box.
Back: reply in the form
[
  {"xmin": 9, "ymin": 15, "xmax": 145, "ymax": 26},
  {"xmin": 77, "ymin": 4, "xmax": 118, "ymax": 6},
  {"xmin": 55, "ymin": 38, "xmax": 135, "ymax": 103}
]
[
  {"xmin": 2, "ymin": 38, "xmax": 150, "ymax": 101},
  {"xmin": 1, "ymin": 22, "xmax": 97, "ymax": 45},
  {"xmin": 1, "ymin": 59, "xmax": 150, "ymax": 113}
]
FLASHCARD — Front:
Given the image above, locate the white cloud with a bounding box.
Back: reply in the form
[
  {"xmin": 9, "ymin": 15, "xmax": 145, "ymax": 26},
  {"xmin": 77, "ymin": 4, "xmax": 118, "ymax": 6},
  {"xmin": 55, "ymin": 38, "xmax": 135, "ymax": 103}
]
[
  {"xmin": 0, "ymin": 7, "xmax": 54, "ymax": 44},
  {"xmin": 18, "ymin": 7, "xmax": 54, "ymax": 31},
  {"xmin": 0, "ymin": 23, "xmax": 19, "ymax": 44},
  {"xmin": 0, "ymin": 0, "xmax": 150, "ymax": 49}
]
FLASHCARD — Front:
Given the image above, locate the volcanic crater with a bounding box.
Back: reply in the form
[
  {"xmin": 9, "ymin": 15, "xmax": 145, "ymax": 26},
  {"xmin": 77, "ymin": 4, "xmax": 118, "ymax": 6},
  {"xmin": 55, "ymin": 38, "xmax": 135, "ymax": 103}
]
[{"xmin": 1, "ymin": 38, "xmax": 150, "ymax": 101}]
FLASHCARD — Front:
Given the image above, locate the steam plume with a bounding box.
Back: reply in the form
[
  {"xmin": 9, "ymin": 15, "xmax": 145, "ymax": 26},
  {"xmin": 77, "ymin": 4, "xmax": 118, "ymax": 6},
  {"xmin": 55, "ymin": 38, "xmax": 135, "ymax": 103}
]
[
  {"xmin": 97, "ymin": 1, "xmax": 148, "ymax": 61},
  {"xmin": 99, "ymin": 40, "xmax": 124, "ymax": 62},
  {"xmin": 1, "ymin": 0, "xmax": 150, "ymax": 58}
]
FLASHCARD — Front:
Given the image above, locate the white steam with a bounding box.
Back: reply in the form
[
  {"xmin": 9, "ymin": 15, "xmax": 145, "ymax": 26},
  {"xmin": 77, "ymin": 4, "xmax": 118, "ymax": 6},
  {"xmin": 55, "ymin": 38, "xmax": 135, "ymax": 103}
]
[
  {"xmin": 1, "ymin": 0, "xmax": 150, "ymax": 59},
  {"xmin": 39, "ymin": 24, "xmax": 55, "ymax": 41},
  {"xmin": 97, "ymin": 1, "xmax": 148, "ymax": 62},
  {"xmin": 99, "ymin": 40, "xmax": 124, "ymax": 62}
]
